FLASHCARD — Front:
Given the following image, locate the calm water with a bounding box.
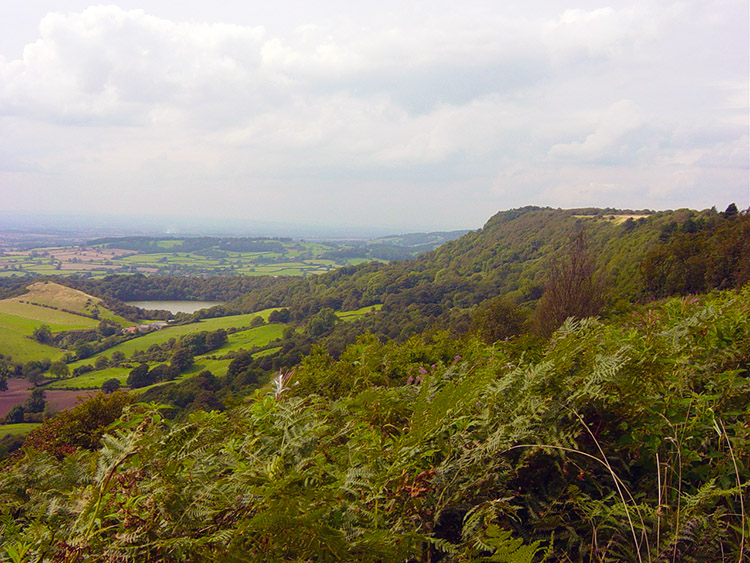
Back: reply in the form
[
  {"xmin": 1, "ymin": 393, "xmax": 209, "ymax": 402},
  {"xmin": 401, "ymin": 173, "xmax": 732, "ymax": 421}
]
[{"xmin": 125, "ymin": 300, "xmax": 223, "ymax": 314}]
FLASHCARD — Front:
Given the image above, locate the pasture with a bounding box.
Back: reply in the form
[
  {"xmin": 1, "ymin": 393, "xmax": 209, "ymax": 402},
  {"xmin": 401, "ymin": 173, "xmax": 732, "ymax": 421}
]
[
  {"xmin": 48, "ymin": 321, "xmax": 285, "ymax": 389},
  {"xmin": 0, "ymin": 423, "xmax": 40, "ymax": 438},
  {"xmin": 5, "ymin": 281, "xmax": 130, "ymax": 326},
  {"xmin": 337, "ymin": 304, "xmax": 382, "ymax": 321}
]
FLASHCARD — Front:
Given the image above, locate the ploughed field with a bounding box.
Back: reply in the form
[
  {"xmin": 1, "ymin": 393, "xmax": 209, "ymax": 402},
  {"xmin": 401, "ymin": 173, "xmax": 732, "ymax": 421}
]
[{"xmin": 0, "ymin": 378, "xmax": 88, "ymax": 418}]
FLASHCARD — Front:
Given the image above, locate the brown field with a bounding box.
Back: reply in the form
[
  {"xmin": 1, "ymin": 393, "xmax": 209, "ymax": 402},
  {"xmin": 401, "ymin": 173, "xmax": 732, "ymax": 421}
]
[
  {"xmin": 572, "ymin": 214, "xmax": 650, "ymax": 225},
  {"xmin": 59, "ymin": 263, "xmax": 120, "ymax": 271},
  {"xmin": 0, "ymin": 378, "xmax": 93, "ymax": 418},
  {"xmin": 43, "ymin": 247, "xmax": 131, "ymax": 261}
]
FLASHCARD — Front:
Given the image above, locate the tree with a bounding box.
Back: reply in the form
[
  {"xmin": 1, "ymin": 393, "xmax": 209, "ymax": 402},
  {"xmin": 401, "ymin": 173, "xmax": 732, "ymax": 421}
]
[
  {"xmin": 126, "ymin": 363, "xmax": 153, "ymax": 388},
  {"xmin": 94, "ymin": 355, "xmax": 109, "ymax": 370},
  {"xmin": 472, "ymin": 296, "xmax": 524, "ymax": 344},
  {"xmin": 170, "ymin": 347, "xmax": 194, "ymax": 373},
  {"xmin": 97, "ymin": 319, "xmax": 118, "ymax": 337},
  {"xmin": 723, "ymin": 202, "xmax": 738, "ymax": 218},
  {"xmin": 76, "ymin": 341, "xmax": 95, "ymax": 360},
  {"xmin": 5, "ymin": 404, "xmax": 24, "ymax": 423},
  {"xmin": 149, "ymin": 363, "xmax": 179, "ymax": 382},
  {"xmin": 101, "ymin": 378, "xmax": 121, "ymax": 394},
  {"xmin": 24, "ymin": 387, "xmax": 47, "ymax": 413},
  {"xmin": 533, "ymin": 227, "xmax": 605, "ymax": 336},
  {"xmin": 307, "ymin": 308, "xmax": 338, "ymax": 337},
  {"xmin": 23, "ymin": 390, "xmax": 132, "ymax": 457},
  {"xmin": 49, "ymin": 361, "xmax": 70, "ymax": 379},
  {"xmin": 111, "ymin": 351, "xmax": 126, "ymax": 366},
  {"xmin": 33, "ymin": 324, "xmax": 52, "ymax": 344},
  {"xmin": 23, "ymin": 360, "xmax": 47, "ymax": 386}
]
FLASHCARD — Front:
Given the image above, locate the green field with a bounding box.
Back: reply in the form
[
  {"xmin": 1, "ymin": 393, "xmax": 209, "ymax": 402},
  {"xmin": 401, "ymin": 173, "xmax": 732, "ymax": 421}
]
[
  {"xmin": 337, "ymin": 304, "xmax": 382, "ymax": 321},
  {"xmin": 0, "ymin": 303, "xmax": 86, "ymax": 362},
  {"xmin": 0, "ymin": 423, "xmax": 40, "ymax": 437},
  {"xmin": 0, "ymin": 285, "xmax": 132, "ymax": 362},
  {"xmin": 1, "ymin": 232, "xmax": 458, "ymax": 278},
  {"xmin": 0, "ymin": 302, "xmax": 99, "ymax": 330},
  {"xmin": 0, "ymin": 330, "xmax": 65, "ymax": 363},
  {"xmin": 46, "ymin": 367, "xmax": 132, "ymax": 390},
  {"xmin": 48, "ymin": 321, "xmax": 285, "ymax": 389},
  {"xmin": 219, "ymin": 324, "xmax": 285, "ymax": 354}
]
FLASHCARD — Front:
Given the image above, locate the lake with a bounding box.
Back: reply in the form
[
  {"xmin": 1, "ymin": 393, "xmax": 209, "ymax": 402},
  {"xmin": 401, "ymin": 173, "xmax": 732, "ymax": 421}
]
[{"xmin": 125, "ymin": 301, "xmax": 223, "ymax": 314}]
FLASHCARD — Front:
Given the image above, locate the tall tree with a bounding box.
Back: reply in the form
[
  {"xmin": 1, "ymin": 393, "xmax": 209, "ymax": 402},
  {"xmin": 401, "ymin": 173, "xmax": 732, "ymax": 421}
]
[{"xmin": 534, "ymin": 227, "xmax": 604, "ymax": 336}]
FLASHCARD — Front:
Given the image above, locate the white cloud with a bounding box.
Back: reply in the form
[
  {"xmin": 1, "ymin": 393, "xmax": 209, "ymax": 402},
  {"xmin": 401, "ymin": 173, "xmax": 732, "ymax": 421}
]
[
  {"xmin": 0, "ymin": 1, "xmax": 747, "ymax": 229},
  {"xmin": 548, "ymin": 100, "xmax": 647, "ymax": 162}
]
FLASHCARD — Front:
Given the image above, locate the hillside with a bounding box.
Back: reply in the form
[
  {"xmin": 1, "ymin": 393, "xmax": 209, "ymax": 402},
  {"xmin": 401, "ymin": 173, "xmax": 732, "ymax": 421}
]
[
  {"xmin": 199, "ymin": 206, "xmax": 748, "ymax": 347},
  {"xmin": 0, "ymin": 205, "xmax": 748, "ymax": 561},
  {"xmin": 1, "ymin": 286, "xmax": 747, "ymax": 561},
  {"xmin": 0, "ymin": 282, "xmax": 133, "ymax": 363}
]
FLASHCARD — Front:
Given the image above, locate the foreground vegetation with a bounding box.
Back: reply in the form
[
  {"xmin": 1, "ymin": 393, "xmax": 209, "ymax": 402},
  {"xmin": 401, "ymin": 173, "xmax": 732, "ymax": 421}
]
[{"xmin": 0, "ymin": 287, "xmax": 747, "ymax": 561}]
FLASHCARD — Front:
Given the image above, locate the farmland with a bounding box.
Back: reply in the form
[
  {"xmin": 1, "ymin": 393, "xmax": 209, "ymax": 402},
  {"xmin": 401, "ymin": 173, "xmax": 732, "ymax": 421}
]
[
  {"xmin": 49, "ymin": 321, "xmax": 287, "ymax": 390},
  {"xmin": 0, "ymin": 282, "xmax": 132, "ymax": 361},
  {"xmin": 0, "ymin": 232, "xmax": 466, "ymax": 278}
]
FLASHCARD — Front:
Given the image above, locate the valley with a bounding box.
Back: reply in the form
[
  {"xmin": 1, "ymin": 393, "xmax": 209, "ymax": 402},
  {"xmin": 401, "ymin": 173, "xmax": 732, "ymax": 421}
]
[{"xmin": 0, "ymin": 205, "xmax": 747, "ymax": 561}]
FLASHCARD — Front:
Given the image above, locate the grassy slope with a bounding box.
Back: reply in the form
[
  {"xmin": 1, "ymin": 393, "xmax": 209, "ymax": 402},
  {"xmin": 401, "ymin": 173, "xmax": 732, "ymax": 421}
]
[
  {"xmin": 48, "ymin": 322, "xmax": 286, "ymax": 389},
  {"xmin": 0, "ymin": 302, "xmax": 99, "ymax": 330},
  {"xmin": 0, "ymin": 423, "xmax": 40, "ymax": 438},
  {"xmin": 337, "ymin": 304, "xmax": 382, "ymax": 321},
  {"xmin": 0, "ymin": 302, "xmax": 92, "ymax": 362},
  {"xmin": 0, "ymin": 282, "xmax": 134, "ymax": 362},
  {"xmin": 7, "ymin": 281, "xmax": 131, "ymax": 326}
]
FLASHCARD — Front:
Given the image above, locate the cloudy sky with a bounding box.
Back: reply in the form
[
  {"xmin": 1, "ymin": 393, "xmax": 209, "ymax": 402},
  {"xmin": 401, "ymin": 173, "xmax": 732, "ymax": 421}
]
[{"xmin": 1, "ymin": 1, "xmax": 748, "ymax": 232}]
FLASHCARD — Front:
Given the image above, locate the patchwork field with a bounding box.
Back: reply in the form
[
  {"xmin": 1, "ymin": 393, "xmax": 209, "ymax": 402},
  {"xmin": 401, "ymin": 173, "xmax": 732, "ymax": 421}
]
[{"xmin": 0, "ymin": 232, "xmax": 463, "ymax": 278}]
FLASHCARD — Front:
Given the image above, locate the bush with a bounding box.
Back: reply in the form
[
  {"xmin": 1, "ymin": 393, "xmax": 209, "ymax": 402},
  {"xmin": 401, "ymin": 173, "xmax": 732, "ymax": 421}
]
[
  {"xmin": 101, "ymin": 378, "xmax": 121, "ymax": 394},
  {"xmin": 5, "ymin": 404, "xmax": 24, "ymax": 423},
  {"xmin": 126, "ymin": 363, "xmax": 154, "ymax": 388},
  {"xmin": 23, "ymin": 390, "xmax": 133, "ymax": 457}
]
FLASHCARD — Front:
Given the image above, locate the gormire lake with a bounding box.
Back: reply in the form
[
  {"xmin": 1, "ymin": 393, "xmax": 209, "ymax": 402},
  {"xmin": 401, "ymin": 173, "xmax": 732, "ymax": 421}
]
[{"xmin": 125, "ymin": 301, "xmax": 223, "ymax": 314}]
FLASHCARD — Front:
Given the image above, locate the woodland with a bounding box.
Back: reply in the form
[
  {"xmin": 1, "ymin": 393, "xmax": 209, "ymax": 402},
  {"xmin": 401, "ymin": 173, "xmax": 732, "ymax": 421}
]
[{"xmin": 0, "ymin": 205, "xmax": 748, "ymax": 562}]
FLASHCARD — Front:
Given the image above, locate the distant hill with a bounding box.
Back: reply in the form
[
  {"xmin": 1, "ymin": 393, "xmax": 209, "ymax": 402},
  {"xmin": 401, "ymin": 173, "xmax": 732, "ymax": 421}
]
[{"xmin": 214, "ymin": 205, "xmax": 748, "ymax": 346}]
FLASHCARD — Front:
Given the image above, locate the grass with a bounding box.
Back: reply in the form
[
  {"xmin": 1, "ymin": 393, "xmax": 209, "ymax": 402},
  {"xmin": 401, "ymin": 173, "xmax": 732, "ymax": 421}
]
[
  {"xmin": 46, "ymin": 367, "xmax": 132, "ymax": 390},
  {"xmin": 0, "ymin": 423, "xmax": 40, "ymax": 437},
  {"xmin": 4, "ymin": 282, "xmax": 131, "ymax": 327},
  {"xmin": 337, "ymin": 304, "xmax": 383, "ymax": 321},
  {"xmin": 8, "ymin": 281, "xmax": 100, "ymax": 315},
  {"xmin": 0, "ymin": 284, "xmax": 133, "ymax": 362},
  {"xmin": 50, "ymin": 322, "xmax": 285, "ymax": 388},
  {"xmin": 219, "ymin": 324, "xmax": 285, "ymax": 353},
  {"xmin": 0, "ymin": 302, "xmax": 99, "ymax": 330},
  {"xmin": 63, "ymin": 311, "xmax": 277, "ymax": 370},
  {"xmin": 0, "ymin": 329, "xmax": 66, "ymax": 363}
]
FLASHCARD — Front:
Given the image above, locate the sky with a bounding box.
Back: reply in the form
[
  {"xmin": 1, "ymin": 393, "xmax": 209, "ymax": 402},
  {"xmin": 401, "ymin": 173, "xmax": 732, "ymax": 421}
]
[{"xmin": 0, "ymin": 1, "xmax": 748, "ymax": 233}]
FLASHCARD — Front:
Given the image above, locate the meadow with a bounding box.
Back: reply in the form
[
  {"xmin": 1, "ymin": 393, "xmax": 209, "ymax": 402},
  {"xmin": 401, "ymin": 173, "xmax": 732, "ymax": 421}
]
[
  {"xmin": 0, "ymin": 423, "xmax": 40, "ymax": 438},
  {"xmin": 47, "ymin": 321, "xmax": 286, "ymax": 389},
  {"xmin": 0, "ymin": 282, "xmax": 132, "ymax": 361}
]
